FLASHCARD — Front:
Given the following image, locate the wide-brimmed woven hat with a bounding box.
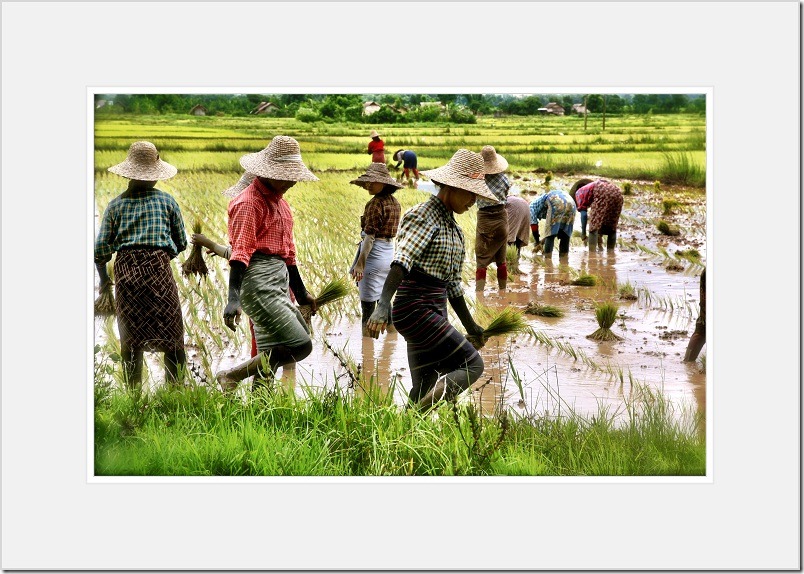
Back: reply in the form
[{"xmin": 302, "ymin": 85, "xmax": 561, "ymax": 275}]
[
  {"xmin": 370, "ymin": 130, "xmax": 381, "ymax": 138},
  {"xmin": 422, "ymin": 149, "xmax": 496, "ymax": 201},
  {"xmin": 239, "ymin": 135, "xmax": 319, "ymax": 182},
  {"xmin": 108, "ymin": 141, "xmax": 177, "ymax": 181},
  {"xmin": 481, "ymin": 145, "xmax": 509, "ymax": 174},
  {"xmin": 222, "ymin": 172, "xmax": 256, "ymax": 198},
  {"xmin": 350, "ymin": 162, "xmax": 403, "ymax": 189}
]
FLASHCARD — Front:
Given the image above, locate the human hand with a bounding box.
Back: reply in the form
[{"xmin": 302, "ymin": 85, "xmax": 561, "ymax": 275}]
[
  {"xmin": 350, "ymin": 266, "xmax": 364, "ymax": 283},
  {"xmin": 366, "ymin": 303, "xmax": 390, "ymax": 339},
  {"xmin": 466, "ymin": 325, "xmax": 486, "ymax": 350},
  {"xmin": 303, "ymin": 293, "xmax": 318, "ymax": 315},
  {"xmin": 223, "ymin": 301, "xmax": 242, "ymax": 332}
]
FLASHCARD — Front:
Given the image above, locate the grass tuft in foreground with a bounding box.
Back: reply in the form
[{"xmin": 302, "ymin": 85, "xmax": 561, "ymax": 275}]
[{"xmin": 93, "ymin": 375, "xmax": 705, "ymax": 476}]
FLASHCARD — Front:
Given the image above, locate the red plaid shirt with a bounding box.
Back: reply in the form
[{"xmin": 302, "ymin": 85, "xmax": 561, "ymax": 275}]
[{"xmin": 228, "ymin": 178, "xmax": 296, "ymax": 266}]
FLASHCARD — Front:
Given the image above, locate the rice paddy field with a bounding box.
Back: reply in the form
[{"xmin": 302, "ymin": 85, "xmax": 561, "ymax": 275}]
[{"xmin": 93, "ymin": 112, "xmax": 707, "ymax": 476}]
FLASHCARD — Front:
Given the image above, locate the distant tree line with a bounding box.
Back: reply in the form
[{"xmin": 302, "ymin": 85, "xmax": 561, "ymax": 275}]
[{"xmin": 95, "ymin": 93, "xmax": 705, "ymax": 120}]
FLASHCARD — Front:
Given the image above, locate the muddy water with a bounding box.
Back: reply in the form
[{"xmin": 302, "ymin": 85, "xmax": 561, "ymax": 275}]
[
  {"xmin": 296, "ymin": 245, "xmax": 705, "ymax": 426},
  {"xmin": 95, "ymin": 185, "xmax": 706, "ymax": 427}
]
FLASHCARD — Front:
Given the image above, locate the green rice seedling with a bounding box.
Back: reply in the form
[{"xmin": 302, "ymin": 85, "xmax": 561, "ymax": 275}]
[
  {"xmin": 622, "ymin": 182, "xmax": 633, "ymax": 195},
  {"xmin": 182, "ymin": 219, "xmax": 209, "ymax": 277},
  {"xmin": 571, "ymin": 273, "xmax": 598, "ymax": 286},
  {"xmin": 661, "ymin": 198, "xmax": 680, "ymax": 215},
  {"xmin": 474, "ymin": 307, "xmax": 530, "ymax": 348},
  {"xmin": 617, "ymin": 281, "xmax": 638, "ymax": 300},
  {"xmin": 656, "ymin": 220, "xmax": 680, "ymax": 236},
  {"xmin": 653, "ymin": 180, "xmax": 662, "ymax": 192},
  {"xmin": 587, "ymin": 301, "xmax": 623, "ymax": 341},
  {"xmin": 94, "ymin": 264, "xmax": 115, "ymax": 317},
  {"xmin": 544, "ymin": 171, "xmax": 553, "ymax": 186},
  {"xmin": 299, "ymin": 277, "xmax": 352, "ymax": 326},
  {"xmin": 506, "ymin": 245, "xmax": 521, "ymax": 274},
  {"xmin": 524, "ymin": 302, "xmax": 564, "ymax": 317}
]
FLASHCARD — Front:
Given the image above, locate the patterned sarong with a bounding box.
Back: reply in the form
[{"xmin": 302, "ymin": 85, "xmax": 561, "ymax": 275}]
[
  {"xmin": 350, "ymin": 232, "xmax": 394, "ymax": 302},
  {"xmin": 588, "ymin": 180, "xmax": 623, "ymax": 234},
  {"xmin": 475, "ymin": 205, "xmax": 509, "ymax": 267},
  {"xmin": 114, "ymin": 248, "xmax": 184, "ymax": 352},
  {"xmin": 392, "ymin": 269, "xmax": 480, "ymax": 397},
  {"xmin": 240, "ymin": 254, "xmax": 310, "ymax": 351}
]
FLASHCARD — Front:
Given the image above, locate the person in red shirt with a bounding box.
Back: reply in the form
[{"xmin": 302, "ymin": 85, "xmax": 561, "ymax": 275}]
[
  {"xmin": 215, "ymin": 136, "xmax": 320, "ymax": 393},
  {"xmin": 367, "ymin": 130, "xmax": 386, "ymax": 163}
]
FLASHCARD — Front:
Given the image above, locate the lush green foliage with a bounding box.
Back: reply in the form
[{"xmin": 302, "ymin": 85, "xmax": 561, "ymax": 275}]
[{"xmin": 93, "ymin": 376, "xmax": 705, "ymax": 476}]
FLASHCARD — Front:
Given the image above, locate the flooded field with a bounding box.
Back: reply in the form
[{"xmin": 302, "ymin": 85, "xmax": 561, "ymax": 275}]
[{"xmin": 96, "ymin": 178, "xmax": 706, "ymax": 426}]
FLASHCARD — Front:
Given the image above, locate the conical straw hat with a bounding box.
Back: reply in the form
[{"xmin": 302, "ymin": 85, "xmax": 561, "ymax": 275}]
[
  {"xmin": 108, "ymin": 141, "xmax": 177, "ymax": 180},
  {"xmin": 421, "ymin": 149, "xmax": 497, "ymax": 201},
  {"xmin": 481, "ymin": 145, "xmax": 509, "ymax": 174},
  {"xmin": 222, "ymin": 172, "xmax": 256, "ymax": 198},
  {"xmin": 239, "ymin": 135, "xmax": 318, "ymax": 182},
  {"xmin": 350, "ymin": 162, "xmax": 403, "ymax": 189}
]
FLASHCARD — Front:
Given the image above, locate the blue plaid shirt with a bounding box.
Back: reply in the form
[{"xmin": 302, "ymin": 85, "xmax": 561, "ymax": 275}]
[
  {"xmin": 95, "ymin": 188, "xmax": 187, "ymax": 264},
  {"xmin": 394, "ymin": 195, "xmax": 465, "ymax": 298},
  {"xmin": 476, "ymin": 172, "xmax": 510, "ymax": 209}
]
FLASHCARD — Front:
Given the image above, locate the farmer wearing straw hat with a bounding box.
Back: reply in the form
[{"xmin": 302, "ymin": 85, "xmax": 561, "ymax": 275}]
[
  {"xmin": 348, "ymin": 163, "xmax": 403, "ymax": 336},
  {"xmin": 366, "ymin": 149, "xmax": 497, "ymax": 409},
  {"xmin": 529, "ymin": 188, "xmax": 577, "ymax": 259},
  {"xmin": 94, "ymin": 141, "xmax": 188, "ymax": 388},
  {"xmin": 215, "ymin": 136, "xmax": 320, "ymax": 393},
  {"xmin": 569, "ymin": 178, "xmax": 623, "ymax": 252},
  {"xmin": 367, "ymin": 130, "xmax": 386, "ymax": 163},
  {"xmin": 392, "ymin": 149, "xmax": 420, "ymax": 185},
  {"xmin": 475, "ymin": 145, "xmax": 511, "ymax": 293}
]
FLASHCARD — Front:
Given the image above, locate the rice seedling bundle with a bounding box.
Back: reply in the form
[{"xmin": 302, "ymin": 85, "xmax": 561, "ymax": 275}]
[
  {"xmin": 182, "ymin": 219, "xmax": 209, "ymax": 277},
  {"xmin": 622, "ymin": 182, "xmax": 633, "ymax": 195},
  {"xmin": 94, "ymin": 264, "xmax": 116, "ymax": 317},
  {"xmin": 656, "ymin": 220, "xmax": 680, "ymax": 236},
  {"xmin": 571, "ymin": 274, "xmax": 598, "ymax": 286},
  {"xmin": 298, "ymin": 277, "xmax": 352, "ymax": 326},
  {"xmin": 617, "ymin": 282, "xmax": 638, "ymax": 301},
  {"xmin": 482, "ymin": 307, "xmax": 530, "ymax": 338},
  {"xmin": 662, "ymin": 198, "xmax": 680, "ymax": 215},
  {"xmin": 524, "ymin": 302, "xmax": 564, "ymax": 317},
  {"xmin": 587, "ymin": 301, "xmax": 623, "ymax": 341},
  {"xmin": 506, "ymin": 245, "xmax": 521, "ymax": 274}
]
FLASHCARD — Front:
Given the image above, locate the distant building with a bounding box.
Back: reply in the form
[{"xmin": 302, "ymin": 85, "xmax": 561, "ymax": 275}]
[
  {"xmin": 572, "ymin": 103, "xmax": 588, "ymax": 115},
  {"xmin": 362, "ymin": 101, "xmax": 381, "ymax": 116},
  {"xmin": 537, "ymin": 102, "xmax": 565, "ymax": 116},
  {"xmin": 190, "ymin": 104, "xmax": 207, "ymax": 116},
  {"xmin": 95, "ymin": 99, "xmax": 107, "ymax": 109},
  {"xmin": 251, "ymin": 101, "xmax": 279, "ymax": 115}
]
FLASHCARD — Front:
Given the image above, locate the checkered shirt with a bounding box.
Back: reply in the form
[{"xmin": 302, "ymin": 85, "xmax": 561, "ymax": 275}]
[
  {"xmin": 394, "ymin": 195, "xmax": 465, "ymax": 298},
  {"xmin": 94, "ymin": 188, "xmax": 187, "ymax": 264},
  {"xmin": 228, "ymin": 178, "xmax": 297, "ymax": 266},
  {"xmin": 361, "ymin": 193, "xmax": 401, "ymax": 238},
  {"xmin": 476, "ymin": 172, "xmax": 510, "ymax": 209}
]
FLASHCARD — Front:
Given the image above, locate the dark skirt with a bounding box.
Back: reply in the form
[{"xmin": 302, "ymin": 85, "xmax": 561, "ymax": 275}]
[
  {"xmin": 392, "ymin": 269, "xmax": 480, "ymax": 394},
  {"xmin": 114, "ymin": 248, "xmax": 184, "ymax": 353}
]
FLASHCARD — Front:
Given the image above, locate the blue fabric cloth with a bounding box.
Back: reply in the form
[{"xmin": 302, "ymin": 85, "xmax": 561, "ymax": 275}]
[
  {"xmin": 351, "ymin": 232, "xmax": 394, "ymax": 301},
  {"xmin": 401, "ymin": 150, "xmax": 417, "ymax": 169},
  {"xmin": 529, "ymin": 189, "xmax": 576, "ymax": 239}
]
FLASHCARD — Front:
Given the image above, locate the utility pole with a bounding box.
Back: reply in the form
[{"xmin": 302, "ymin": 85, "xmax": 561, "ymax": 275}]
[{"xmin": 583, "ymin": 95, "xmax": 588, "ymax": 131}]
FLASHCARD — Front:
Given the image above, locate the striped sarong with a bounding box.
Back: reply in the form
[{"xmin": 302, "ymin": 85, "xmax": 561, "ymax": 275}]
[
  {"xmin": 240, "ymin": 254, "xmax": 310, "ymax": 351},
  {"xmin": 391, "ymin": 268, "xmax": 480, "ymax": 400},
  {"xmin": 114, "ymin": 248, "xmax": 184, "ymax": 352},
  {"xmin": 350, "ymin": 232, "xmax": 394, "ymax": 302}
]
